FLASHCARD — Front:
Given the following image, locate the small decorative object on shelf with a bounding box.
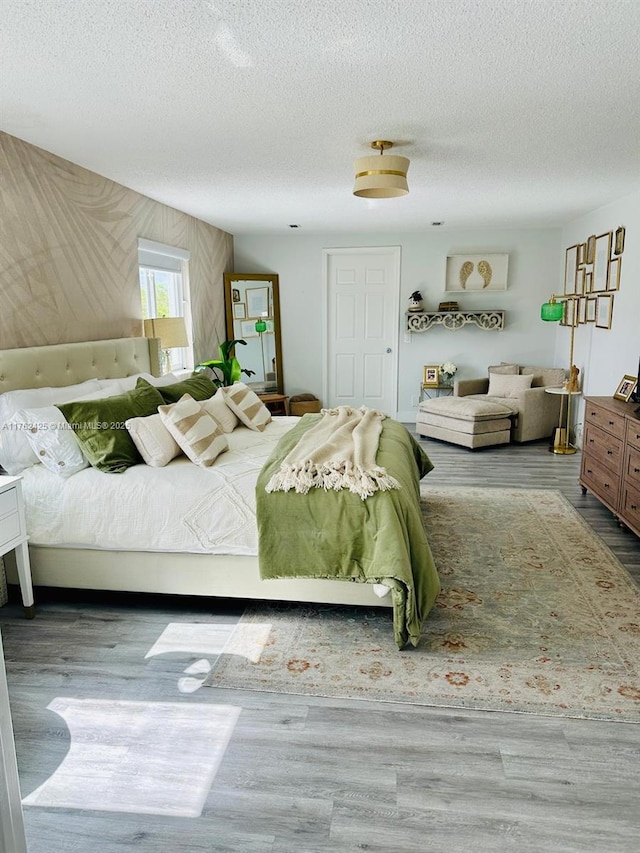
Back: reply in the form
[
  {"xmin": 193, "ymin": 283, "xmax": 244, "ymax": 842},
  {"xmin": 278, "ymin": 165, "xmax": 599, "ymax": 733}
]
[
  {"xmin": 408, "ymin": 290, "xmax": 424, "ymax": 311},
  {"xmin": 439, "ymin": 361, "xmax": 457, "ymax": 387},
  {"xmin": 438, "ymin": 301, "xmax": 459, "ymax": 312}
]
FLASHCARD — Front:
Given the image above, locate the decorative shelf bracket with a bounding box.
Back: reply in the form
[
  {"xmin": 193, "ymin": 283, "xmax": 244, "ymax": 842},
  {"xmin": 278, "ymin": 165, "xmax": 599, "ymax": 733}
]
[{"xmin": 407, "ymin": 310, "xmax": 505, "ymax": 332}]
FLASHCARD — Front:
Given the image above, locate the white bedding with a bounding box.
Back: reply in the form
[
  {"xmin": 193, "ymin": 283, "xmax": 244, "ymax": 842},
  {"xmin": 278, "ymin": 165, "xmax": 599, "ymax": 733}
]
[{"xmin": 20, "ymin": 418, "xmax": 299, "ymax": 556}]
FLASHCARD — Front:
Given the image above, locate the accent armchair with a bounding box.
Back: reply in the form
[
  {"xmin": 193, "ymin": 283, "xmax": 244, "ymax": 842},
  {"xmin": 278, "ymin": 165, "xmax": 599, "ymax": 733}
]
[{"xmin": 455, "ymin": 364, "xmax": 566, "ymax": 443}]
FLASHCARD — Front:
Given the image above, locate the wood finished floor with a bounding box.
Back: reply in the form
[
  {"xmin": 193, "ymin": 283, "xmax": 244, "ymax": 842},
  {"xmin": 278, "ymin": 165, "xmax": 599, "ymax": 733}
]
[{"xmin": 2, "ymin": 434, "xmax": 640, "ymax": 853}]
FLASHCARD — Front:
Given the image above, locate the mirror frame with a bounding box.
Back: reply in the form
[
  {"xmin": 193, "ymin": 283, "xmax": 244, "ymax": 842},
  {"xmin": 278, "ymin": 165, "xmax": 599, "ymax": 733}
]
[{"xmin": 223, "ymin": 272, "xmax": 284, "ymax": 395}]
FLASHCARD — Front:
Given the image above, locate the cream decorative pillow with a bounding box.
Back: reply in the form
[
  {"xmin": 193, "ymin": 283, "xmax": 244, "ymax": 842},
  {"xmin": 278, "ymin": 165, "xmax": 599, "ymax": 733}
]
[
  {"xmin": 201, "ymin": 388, "xmax": 239, "ymax": 433},
  {"xmin": 222, "ymin": 383, "xmax": 272, "ymax": 432},
  {"xmin": 487, "ymin": 373, "xmax": 533, "ymax": 398},
  {"xmin": 158, "ymin": 394, "xmax": 228, "ymax": 467},
  {"xmin": 125, "ymin": 413, "xmax": 182, "ymax": 468}
]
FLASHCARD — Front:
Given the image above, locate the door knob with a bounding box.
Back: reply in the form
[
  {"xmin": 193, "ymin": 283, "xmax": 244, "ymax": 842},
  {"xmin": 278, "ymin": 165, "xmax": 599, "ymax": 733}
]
[{"xmin": 386, "ymin": 348, "xmax": 392, "ymax": 353}]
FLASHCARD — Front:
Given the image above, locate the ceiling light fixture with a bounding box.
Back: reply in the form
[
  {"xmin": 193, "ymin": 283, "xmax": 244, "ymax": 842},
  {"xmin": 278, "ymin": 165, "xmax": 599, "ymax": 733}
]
[{"xmin": 353, "ymin": 140, "xmax": 409, "ymax": 199}]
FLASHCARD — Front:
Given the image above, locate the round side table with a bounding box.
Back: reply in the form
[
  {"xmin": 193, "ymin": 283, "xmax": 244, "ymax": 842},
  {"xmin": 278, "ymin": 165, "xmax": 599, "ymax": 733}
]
[{"xmin": 544, "ymin": 388, "xmax": 582, "ymax": 455}]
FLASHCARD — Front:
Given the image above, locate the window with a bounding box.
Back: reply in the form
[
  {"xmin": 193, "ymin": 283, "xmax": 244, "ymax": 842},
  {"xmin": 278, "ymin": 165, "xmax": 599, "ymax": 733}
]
[{"xmin": 138, "ymin": 239, "xmax": 193, "ymax": 370}]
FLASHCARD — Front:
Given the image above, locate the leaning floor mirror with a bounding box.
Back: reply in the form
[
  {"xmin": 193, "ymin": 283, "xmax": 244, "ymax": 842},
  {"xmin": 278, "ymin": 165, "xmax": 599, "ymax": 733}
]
[{"xmin": 224, "ymin": 273, "xmax": 284, "ymax": 395}]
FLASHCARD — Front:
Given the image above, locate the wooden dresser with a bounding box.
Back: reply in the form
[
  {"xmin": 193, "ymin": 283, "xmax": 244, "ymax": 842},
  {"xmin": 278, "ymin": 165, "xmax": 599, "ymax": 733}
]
[{"xmin": 580, "ymin": 396, "xmax": 640, "ymax": 538}]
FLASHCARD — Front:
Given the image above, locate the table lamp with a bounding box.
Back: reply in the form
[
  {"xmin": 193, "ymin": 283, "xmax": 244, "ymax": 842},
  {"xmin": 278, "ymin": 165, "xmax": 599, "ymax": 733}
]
[{"xmin": 143, "ymin": 317, "xmax": 189, "ymax": 373}]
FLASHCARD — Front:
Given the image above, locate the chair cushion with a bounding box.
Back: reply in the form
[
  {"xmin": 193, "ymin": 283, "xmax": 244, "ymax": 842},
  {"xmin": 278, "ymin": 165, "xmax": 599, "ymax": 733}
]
[
  {"xmin": 418, "ymin": 396, "xmax": 515, "ymax": 421},
  {"xmin": 488, "ymin": 363, "xmax": 519, "ymax": 376},
  {"xmin": 487, "ymin": 373, "xmax": 533, "ymax": 398},
  {"xmin": 520, "ymin": 366, "xmax": 565, "ymax": 387}
]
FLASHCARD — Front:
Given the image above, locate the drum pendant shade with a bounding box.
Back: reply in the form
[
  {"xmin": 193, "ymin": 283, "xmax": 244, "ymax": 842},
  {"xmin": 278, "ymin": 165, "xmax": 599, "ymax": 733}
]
[{"xmin": 353, "ymin": 141, "xmax": 410, "ymax": 198}]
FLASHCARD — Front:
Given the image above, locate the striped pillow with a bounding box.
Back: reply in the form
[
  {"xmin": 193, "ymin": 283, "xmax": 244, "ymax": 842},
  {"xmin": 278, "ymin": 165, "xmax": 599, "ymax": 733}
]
[
  {"xmin": 158, "ymin": 394, "xmax": 228, "ymax": 467},
  {"xmin": 222, "ymin": 383, "xmax": 272, "ymax": 432}
]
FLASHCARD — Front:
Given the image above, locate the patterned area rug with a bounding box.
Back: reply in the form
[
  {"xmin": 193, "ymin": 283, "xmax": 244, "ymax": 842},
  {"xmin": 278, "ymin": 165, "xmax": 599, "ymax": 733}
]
[{"xmin": 205, "ymin": 487, "xmax": 640, "ymax": 721}]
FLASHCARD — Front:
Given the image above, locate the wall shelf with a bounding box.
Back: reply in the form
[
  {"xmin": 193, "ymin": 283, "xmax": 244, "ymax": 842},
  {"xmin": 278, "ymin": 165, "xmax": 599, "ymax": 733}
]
[{"xmin": 407, "ymin": 310, "xmax": 505, "ymax": 332}]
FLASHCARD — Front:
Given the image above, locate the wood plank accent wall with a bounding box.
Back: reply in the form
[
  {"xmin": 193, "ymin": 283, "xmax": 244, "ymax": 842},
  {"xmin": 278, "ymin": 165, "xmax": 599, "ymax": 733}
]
[{"xmin": 0, "ymin": 132, "xmax": 233, "ymax": 365}]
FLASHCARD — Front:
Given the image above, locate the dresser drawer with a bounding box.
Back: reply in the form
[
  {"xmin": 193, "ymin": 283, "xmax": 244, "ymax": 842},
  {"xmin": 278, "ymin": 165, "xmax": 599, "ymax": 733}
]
[
  {"xmin": 626, "ymin": 419, "xmax": 640, "ymax": 452},
  {"xmin": 583, "ymin": 422, "xmax": 623, "ymax": 473},
  {"xmin": 0, "ymin": 487, "xmax": 19, "ymax": 520},
  {"xmin": 620, "ymin": 482, "xmax": 640, "ymax": 536},
  {"xmin": 584, "ymin": 401, "xmax": 626, "ymax": 440},
  {"xmin": 581, "ymin": 455, "xmax": 620, "ymax": 509},
  {"xmin": 625, "ymin": 445, "xmax": 640, "ymax": 491}
]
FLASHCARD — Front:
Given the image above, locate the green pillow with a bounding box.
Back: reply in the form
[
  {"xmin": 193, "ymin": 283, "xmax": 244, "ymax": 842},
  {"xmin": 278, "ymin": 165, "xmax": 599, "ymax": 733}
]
[
  {"xmin": 140, "ymin": 374, "xmax": 216, "ymax": 403},
  {"xmin": 58, "ymin": 383, "xmax": 166, "ymax": 473}
]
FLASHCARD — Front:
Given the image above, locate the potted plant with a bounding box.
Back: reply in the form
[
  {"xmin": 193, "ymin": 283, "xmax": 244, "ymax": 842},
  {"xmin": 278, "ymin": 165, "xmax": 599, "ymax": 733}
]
[{"xmin": 195, "ymin": 339, "xmax": 256, "ymax": 388}]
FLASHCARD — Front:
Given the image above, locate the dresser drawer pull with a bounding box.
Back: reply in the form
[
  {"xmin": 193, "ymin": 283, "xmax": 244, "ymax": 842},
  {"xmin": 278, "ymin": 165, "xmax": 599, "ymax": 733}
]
[
  {"xmin": 608, "ymin": 421, "xmax": 615, "ymax": 426},
  {"xmin": 635, "ymin": 467, "xmax": 640, "ymax": 474},
  {"xmin": 587, "ymin": 468, "xmax": 593, "ymax": 474},
  {"xmin": 604, "ymin": 482, "xmax": 610, "ymax": 488},
  {"xmin": 607, "ymin": 450, "xmax": 613, "ymax": 455},
  {"xmin": 632, "ymin": 504, "xmax": 638, "ymax": 511}
]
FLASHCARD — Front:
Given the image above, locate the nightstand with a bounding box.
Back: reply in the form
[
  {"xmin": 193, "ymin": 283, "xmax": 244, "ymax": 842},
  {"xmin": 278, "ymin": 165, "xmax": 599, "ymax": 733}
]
[
  {"xmin": 0, "ymin": 476, "xmax": 35, "ymax": 618},
  {"xmin": 258, "ymin": 393, "xmax": 290, "ymax": 416}
]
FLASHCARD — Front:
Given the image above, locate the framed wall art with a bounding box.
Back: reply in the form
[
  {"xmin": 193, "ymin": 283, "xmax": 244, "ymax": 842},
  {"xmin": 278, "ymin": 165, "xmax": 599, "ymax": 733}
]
[
  {"xmin": 233, "ymin": 302, "xmax": 246, "ymax": 319},
  {"xmin": 246, "ymin": 286, "xmax": 269, "ymax": 318},
  {"xmin": 240, "ymin": 320, "xmax": 258, "ymax": 338},
  {"xmin": 614, "ymin": 225, "xmax": 625, "ymax": 255},
  {"xmin": 607, "ymin": 256, "xmax": 621, "ymax": 291},
  {"xmin": 564, "ymin": 244, "xmax": 579, "ymax": 295},
  {"xmin": 592, "ymin": 232, "xmax": 612, "ymax": 293},
  {"xmin": 595, "ymin": 293, "xmax": 614, "ymax": 329},
  {"xmin": 445, "ymin": 254, "xmax": 508, "ymax": 292},
  {"xmin": 560, "ymin": 297, "xmax": 578, "ymax": 328}
]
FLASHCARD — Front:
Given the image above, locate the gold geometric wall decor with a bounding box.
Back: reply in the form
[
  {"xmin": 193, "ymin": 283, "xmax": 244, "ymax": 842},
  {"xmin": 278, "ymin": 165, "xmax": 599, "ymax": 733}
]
[{"xmin": 563, "ymin": 224, "xmax": 625, "ymax": 329}]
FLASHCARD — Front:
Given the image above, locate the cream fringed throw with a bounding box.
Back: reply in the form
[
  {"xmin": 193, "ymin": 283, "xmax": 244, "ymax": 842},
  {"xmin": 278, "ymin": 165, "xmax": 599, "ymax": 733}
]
[{"xmin": 264, "ymin": 406, "xmax": 400, "ymax": 500}]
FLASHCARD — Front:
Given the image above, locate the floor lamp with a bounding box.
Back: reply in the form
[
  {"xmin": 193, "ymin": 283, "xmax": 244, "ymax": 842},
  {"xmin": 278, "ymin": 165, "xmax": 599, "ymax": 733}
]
[{"xmin": 540, "ymin": 295, "xmax": 580, "ymax": 455}]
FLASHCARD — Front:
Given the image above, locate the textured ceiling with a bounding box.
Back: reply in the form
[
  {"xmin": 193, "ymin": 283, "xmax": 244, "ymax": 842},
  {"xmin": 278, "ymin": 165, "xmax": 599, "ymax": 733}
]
[{"xmin": 2, "ymin": 0, "xmax": 640, "ymax": 234}]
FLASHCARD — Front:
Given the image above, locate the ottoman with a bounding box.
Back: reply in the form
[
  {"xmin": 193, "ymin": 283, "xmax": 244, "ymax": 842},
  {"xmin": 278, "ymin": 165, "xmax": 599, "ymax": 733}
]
[{"xmin": 416, "ymin": 396, "xmax": 515, "ymax": 449}]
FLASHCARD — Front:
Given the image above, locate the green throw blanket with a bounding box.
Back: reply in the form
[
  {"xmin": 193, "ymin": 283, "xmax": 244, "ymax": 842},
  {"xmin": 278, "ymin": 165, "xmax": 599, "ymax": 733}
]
[{"xmin": 256, "ymin": 415, "xmax": 441, "ymax": 648}]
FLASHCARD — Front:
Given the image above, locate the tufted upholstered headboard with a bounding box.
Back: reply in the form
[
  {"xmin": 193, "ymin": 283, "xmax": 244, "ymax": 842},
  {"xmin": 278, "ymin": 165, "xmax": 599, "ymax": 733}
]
[{"xmin": 0, "ymin": 337, "xmax": 162, "ymax": 395}]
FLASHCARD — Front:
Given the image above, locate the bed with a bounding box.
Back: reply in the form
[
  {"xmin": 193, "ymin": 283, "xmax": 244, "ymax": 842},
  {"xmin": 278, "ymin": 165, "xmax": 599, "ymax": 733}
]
[{"xmin": 0, "ymin": 337, "xmax": 440, "ymax": 647}]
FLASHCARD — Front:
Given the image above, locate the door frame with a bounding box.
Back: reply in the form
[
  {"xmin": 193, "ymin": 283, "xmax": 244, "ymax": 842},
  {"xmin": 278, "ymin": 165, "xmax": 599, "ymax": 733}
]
[{"xmin": 321, "ymin": 246, "xmax": 401, "ymax": 417}]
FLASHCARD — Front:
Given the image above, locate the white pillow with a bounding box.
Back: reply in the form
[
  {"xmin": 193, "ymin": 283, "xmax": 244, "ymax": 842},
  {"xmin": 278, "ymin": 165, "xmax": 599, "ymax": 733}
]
[
  {"xmin": 158, "ymin": 394, "xmax": 228, "ymax": 467},
  {"xmin": 12, "ymin": 406, "xmax": 88, "ymax": 478},
  {"xmin": 201, "ymin": 388, "xmax": 239, "ymax": 434},
  {"xmin": 98, "ymin": 372, "xmax": 178, "ymax": 394},
  {"xmin": 487, "ymin": 373, "xmax": 533, "ymax": 398},
  {"xmin": 222, "ymin": 383, "xmax": 272, "ymax": 432},
  {"xmin": 0, "ymin": 379, "xmax": 102, "ymax": 475},
  {"xmin": 125, "ymin": 413, "xmax": 182, "ymax": 467}
]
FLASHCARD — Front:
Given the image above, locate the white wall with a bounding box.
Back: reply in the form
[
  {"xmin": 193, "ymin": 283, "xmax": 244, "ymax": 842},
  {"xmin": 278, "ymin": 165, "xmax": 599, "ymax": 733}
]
[
  {"xmin": 234, "ymin": 228, "xmax": 562, "ymax": 420},
  {"xmin": 560, "ymin": 188, "xmax": 640, "ymax": 437}
]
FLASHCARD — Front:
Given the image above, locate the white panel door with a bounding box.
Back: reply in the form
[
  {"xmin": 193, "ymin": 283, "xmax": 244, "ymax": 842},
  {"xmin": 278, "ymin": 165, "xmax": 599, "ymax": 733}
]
[{"xmin": 323, "ymin": 248, "xmax": 400, "ymax": 416}]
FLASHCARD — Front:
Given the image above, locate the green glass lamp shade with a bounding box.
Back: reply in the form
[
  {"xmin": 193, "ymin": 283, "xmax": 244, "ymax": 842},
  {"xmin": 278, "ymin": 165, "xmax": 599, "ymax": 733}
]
[
  {"xmin": 255, "ymin": 319, "xmax": 267, "ymax": 333},
  {"xmin": 541, "ymin": 299, "xmax": 564, "ymax": 322}
]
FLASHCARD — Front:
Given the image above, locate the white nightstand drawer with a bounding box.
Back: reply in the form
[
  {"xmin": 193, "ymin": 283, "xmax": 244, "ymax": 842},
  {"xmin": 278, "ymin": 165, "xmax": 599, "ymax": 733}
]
[
  {"xmin": 1, "ymin": 512, "xmax": 22, "ymax": 548},
  {"xmin": 0, "ymin": 488, "xmax": 19, "ymax": 520}
]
